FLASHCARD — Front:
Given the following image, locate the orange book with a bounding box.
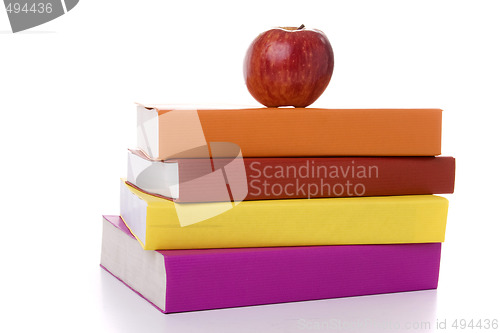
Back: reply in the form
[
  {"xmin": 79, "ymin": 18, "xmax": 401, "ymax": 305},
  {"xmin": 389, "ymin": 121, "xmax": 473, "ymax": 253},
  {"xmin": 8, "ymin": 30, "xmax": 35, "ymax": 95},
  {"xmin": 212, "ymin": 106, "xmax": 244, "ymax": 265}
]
[{"xmin": 137, "ymin": 104, "xmax": 442, "ymax": 160}]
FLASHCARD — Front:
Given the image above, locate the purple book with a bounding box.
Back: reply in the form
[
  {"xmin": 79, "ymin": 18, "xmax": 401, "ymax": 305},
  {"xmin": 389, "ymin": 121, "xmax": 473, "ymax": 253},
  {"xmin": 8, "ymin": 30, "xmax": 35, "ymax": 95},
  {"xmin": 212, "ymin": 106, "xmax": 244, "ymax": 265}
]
[{"xmin": 100, "ymin": 215, "xmax": 441, "ymax": 313}]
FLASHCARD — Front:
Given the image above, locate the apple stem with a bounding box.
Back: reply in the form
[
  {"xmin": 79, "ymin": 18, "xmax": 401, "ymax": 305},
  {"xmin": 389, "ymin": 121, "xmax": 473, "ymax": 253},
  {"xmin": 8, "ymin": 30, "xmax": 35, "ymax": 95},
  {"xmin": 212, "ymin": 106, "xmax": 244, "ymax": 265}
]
[{"xmin": 298, "ymin": 24, "xmax": 305, "ymax": 30}]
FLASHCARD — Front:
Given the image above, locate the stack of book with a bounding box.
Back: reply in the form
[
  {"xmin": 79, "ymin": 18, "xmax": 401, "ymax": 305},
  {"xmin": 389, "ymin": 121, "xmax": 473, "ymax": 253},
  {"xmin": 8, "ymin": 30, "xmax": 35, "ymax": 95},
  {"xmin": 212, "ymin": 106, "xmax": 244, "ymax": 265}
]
[{"xmin": 101, "ymin": 104, "xmax": 455, "ymax": 313}]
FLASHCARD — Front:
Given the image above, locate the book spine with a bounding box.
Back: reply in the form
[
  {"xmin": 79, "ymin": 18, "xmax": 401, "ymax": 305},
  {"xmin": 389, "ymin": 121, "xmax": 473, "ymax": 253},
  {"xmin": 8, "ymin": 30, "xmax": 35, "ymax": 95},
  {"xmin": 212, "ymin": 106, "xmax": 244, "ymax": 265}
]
[
  {"xmin": 192, "ymin": 108, "xmax": 442, "ymax": 157},
  {"xmin": 176, "ymin": 157, "xmax": 455, "ymax": 202},
  {"xmin": 164, "ymin": 243, "xmax": 441, "ymax": 313}
]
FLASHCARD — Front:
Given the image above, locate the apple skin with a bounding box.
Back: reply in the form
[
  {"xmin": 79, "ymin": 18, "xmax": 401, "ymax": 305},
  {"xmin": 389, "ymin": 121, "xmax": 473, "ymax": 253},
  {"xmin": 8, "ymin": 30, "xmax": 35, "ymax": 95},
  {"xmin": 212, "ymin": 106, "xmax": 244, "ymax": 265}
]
[{"xmin": 244, "ymin": 26, "xmax": 334, "ymax": 108}]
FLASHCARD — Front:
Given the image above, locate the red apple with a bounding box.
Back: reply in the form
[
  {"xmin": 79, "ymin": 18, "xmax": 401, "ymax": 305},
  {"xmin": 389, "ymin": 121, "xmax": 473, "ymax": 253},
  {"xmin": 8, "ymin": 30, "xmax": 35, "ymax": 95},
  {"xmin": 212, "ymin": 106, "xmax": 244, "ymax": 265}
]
[{"xmin": 244, "ymin": 25, "xmax": 334, "ymax": 108}]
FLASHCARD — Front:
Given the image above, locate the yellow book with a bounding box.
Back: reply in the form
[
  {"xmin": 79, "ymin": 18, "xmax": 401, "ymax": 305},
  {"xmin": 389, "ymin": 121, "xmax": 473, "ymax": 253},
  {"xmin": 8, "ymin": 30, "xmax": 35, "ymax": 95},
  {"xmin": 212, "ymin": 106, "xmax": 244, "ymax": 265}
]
[{"xmin": 119, "ymin": 180, "xmax": 448, "ymax": 250}]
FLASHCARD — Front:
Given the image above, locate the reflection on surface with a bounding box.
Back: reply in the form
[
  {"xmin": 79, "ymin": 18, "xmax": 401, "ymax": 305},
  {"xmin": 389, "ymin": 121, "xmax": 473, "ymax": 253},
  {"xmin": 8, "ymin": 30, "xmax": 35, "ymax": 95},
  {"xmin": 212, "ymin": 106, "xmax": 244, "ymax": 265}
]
[{"xmin": 100, "ymin": 269, "xmax": 437, "ymax": 333}]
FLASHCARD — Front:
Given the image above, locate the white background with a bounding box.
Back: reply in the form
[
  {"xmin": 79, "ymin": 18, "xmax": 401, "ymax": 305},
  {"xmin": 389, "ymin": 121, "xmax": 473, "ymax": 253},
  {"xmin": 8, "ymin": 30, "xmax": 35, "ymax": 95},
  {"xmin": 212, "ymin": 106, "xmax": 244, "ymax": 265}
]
[{"xmin": 1, "ymin": 1, "xmax": 499, "ymax": 332}]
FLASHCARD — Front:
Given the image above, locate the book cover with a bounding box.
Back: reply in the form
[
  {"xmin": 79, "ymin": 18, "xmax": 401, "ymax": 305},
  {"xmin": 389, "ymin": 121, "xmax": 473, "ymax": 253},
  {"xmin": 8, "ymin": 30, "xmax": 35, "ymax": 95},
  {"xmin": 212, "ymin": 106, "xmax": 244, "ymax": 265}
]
[
  {"xmin": 101, "ymin": 215, "xmax": 442, "ymax": 314},
  {"xmin": 119, "ymin": 180, "xmax": 449, "ymax": 250},
  {"xmin": 137, "ymin": 104, "xmax": 442, "ymax": 160},
  {"xmin": 127, "ymin": 149, "xmax": 455, "ymax": 202}
]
